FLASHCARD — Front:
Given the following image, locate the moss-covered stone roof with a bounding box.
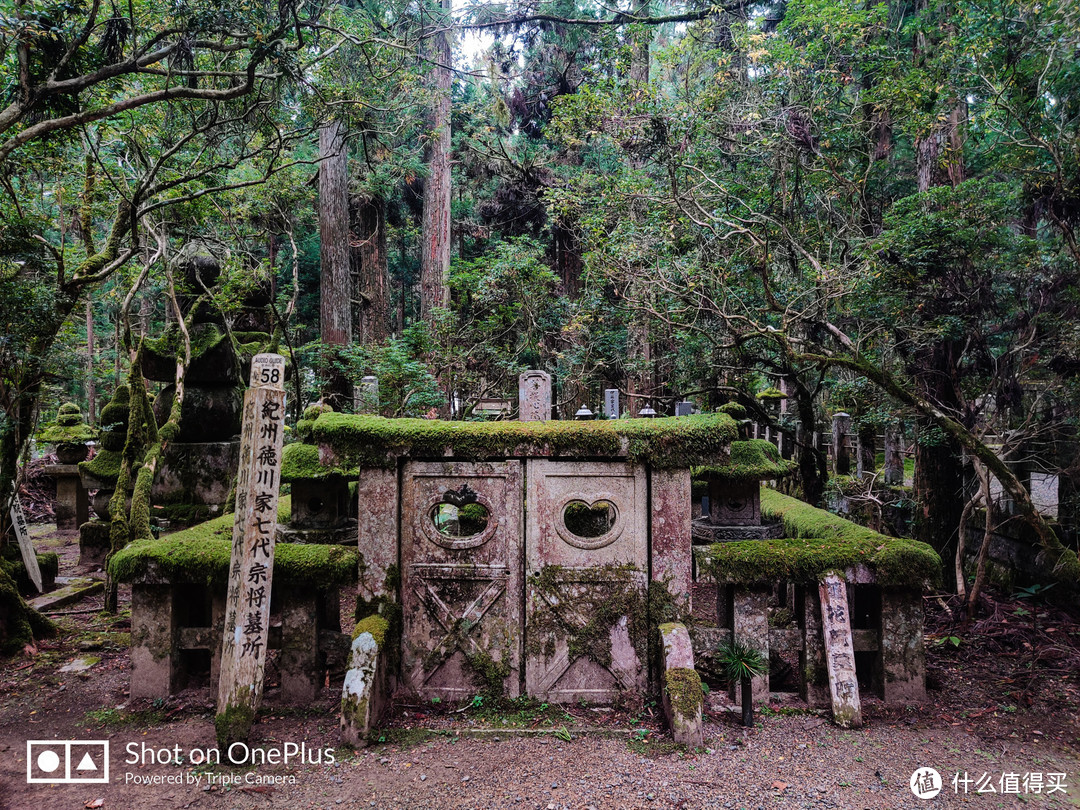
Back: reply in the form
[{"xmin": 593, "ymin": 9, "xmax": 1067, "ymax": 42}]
[
  {"xmin": 312, "ymin": 413, "xmax": 738, "ymax": 470},
  {"xmin": 695, "ymin": 488, "xmax": 941, "ymax": 588},
  {"xmin": 79, "ymin": 448, "xmax": 122, "ymax": 486},
  {"xmin": 692, "ymin": 439, "xmax": 798, "ymax": 482},
  {"xmin": 281, "ymin": 441, "xmax": 357, "ymax": 482},
  {"xmin": 108, "ymin": 498, "xmax": 358, "ymax": 588},
  {"xmin": 37, "ymin": 421, "xmax": 96, "ymax": 444}
]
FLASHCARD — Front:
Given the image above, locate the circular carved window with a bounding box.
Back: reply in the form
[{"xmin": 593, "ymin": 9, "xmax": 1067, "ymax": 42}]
[
  {"xmin": 555, "ymin": 496, "xmax": 623, "ymax": 550},
  {"xmin": 420, "ymin": 486, "xmax": 498, "ymax": 550}
]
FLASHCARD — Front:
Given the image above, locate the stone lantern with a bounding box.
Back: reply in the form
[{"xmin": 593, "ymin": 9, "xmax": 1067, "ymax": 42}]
[
  {"xmin": 38, "ymin": 403, "xmax": 95, "ymax": 530},
  {"xmin": 78, "ymin": 385, "xmax": 131, "ymax": 564}
]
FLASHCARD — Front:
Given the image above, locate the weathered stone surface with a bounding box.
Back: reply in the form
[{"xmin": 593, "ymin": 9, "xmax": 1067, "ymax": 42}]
[
  {"xmin": 356, "ymin": 468, "xmax": 398, "ymax": 612},
  {"xmin": 279, "ymin": 589, "xmax": 321, "ymax": 703},
  {"xmin": 798, "ymin": 585, "xmax": 830, "ymax": 707},
  {"xmin": 883, "ymin": 429, "xmax": 904, "ymax": 485},
  {"xmin": 79, "ymin": 520, "xmax": 111, "ymax": 568},
  {"xmin": 151, "ymin": 441, "xmax": 240, "ymax": 511},
  {"xmin": 691, "ymin": 519, "xmax": 784, "ymax": 543},
  {"xmin": 153, "ymin": 384, "xmax": 243, "ymax": 442},
  {"xmin": 290, "ymin": 478, "xmax": 351, "ymax": 531},
  {"xmin": 819, "ymin": 573, "xmax": 862, "ymax": 727},
  {"xmin": 659, "ymin": 623, "xmax": 703, "ymax": 747},
  {"xmin": 402, "ymin": 461, "xmax": 523, "ymax": 701},
  {"xmin": 603, "ymin": 389, "xmax": 620, "ymax": 419},
  {"xmin": 732, "ymin": 587, "xmax": 770, "ymax": 700},
  {"xmin": 341, "ymin": 632, "xmax": 381, "ymax": 746},
  {"xmin": 707, "ymin": 479, "xmax": 761, "ymax": 526},
  {"xmin": 879, "ymin": 587, "xmax": 926, "ymax": 703},
  {"xmin": 650, "ymin": 469, "xmax": 692, "ymax": 606},
  {"xmin": 525, "ymin": 460, "xmax": 648, "ymax": 703},
  {"xmin": 45, "ymin": 465, "xmax": 89, "ymax": 530},
  {"xmin": 518, "ymin": 370, "xmax": 552, "ymax": 422},
  {"xmin": 130, "ymin": 584, "xmax": 178, "ymax": 698}
]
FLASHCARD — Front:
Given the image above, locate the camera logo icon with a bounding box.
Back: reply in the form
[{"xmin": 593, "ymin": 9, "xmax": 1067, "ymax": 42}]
[{"xmin": 27, "ymin": 740, "xmax": 110, "ymax": 784}]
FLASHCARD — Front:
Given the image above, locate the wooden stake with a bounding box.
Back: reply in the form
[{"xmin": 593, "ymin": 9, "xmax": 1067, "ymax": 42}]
[
  {"xmin": 819, "ymin": 573, "xmax": 862, "ymax": 728},
  {"xmin": 215, "ymin": 354, "xmax": 287, "ymax": 753},
  {"xmin": 9, "ymin": 486, "xmax": 43, "ymax": 593}
]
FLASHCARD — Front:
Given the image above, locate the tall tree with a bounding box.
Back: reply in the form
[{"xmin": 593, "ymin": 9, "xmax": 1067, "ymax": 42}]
[
  {"xmin": 318, "ymin": 120, "xmax": 354, "ymax": 405},
  {"xmin": 419, "ymin": 0, "xmax": 454, "ymax": 317}
]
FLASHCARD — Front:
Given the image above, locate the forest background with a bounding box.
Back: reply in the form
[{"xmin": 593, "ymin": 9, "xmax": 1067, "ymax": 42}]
[{"xmin": 1, "ymin": 0, "xmax": 1078, "ymax": 645}]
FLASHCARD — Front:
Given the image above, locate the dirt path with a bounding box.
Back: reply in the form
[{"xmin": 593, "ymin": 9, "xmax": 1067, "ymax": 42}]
[{"xmin": 1, "ymin": 524, "xmax": 1077, "ymax": 809}]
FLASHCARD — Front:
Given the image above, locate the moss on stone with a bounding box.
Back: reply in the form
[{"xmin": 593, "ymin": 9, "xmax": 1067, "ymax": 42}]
[
  {"xmin": 353, "ymin": 614, "xmax": 390, "ymax": 647},
  {"xmin": 79, "ymin": 448, "xmax": 122, "ymax": 485},
  {"xmin": 312, "ymin": 413, "xmax": 737, "ymax": 470},
  {"xmin": 696, "ymin": 488, "xmax": 942, "ymax": 587},
  {"xmin": 215, "ymin": 703, "xmax": 256, "ymax": 752},
  {"xmin": 664, "ymin": 667, "xmax": 704, "ymax": 719},
  {"xmin": 693, "ymin": 439, "xmax": 798, "ymax": 482},
  {"xmin": 0, "ymin": 551, "xmax": 59, "ymax": 594},
  {"xmin": 281, "ymin": 442, "xmax": 356, "ymax": 482},
  {"xmin": 756, "ymin": 387, "xmax": 786, "ymax": 400},
  {"xmin": 107, "ymin": 497, "xmax": 358, "ymax": 589}
]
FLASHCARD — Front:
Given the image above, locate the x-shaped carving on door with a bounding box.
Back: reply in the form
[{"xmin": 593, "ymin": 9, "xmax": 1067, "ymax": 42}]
[
  {"xmin": 411, "ymin": 567, "xmax": 507, "ymax": 684},
  {"xmin": 530, "ymin": 581, "xmax": 639, "ymax": 695}
]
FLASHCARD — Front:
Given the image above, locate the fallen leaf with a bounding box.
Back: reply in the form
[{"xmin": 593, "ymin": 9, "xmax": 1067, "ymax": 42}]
[
  {"xmin": 772, "ymin": 781, "xmax": 788, "ymax": 791},
  {"xmin": 85, "ymin": 799, "xmax": 105, "ymax": 809}
]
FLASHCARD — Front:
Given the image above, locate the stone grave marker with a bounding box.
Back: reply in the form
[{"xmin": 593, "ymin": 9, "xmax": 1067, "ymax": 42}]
[
  {"xmin": 675, "ymin": 401, "xmax": 694, "ymax": 417},
  {"xmin": 216, "ymin": 353, "xmax": 287, "ymax": 750},
  {"xmin": 818, "ymin": 573, "xmax": 862, "ymax": 727},
  {"xmin": 8, "ymin": 486, "xmax": 43, "ymax": 592},
  {"xmin": 518, "ymin": 370, "xmax": 552, "ymax": 422},
  {"xmin": 832, "ymin": 413, "xmax": 851, "ymax": 476},
  {"xmin": 357, "ymin": 375, "xmax": 379, "ymax": 414},
  {"xmin": 603, "ymin": 388, "xmax": 620, "ymax": 419}
]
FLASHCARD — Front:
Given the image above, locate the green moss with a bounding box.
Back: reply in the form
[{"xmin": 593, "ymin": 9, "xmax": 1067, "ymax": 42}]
[
  {"xmin": 0, "ymin": 551, "xmax": 59, "ymax": 594},
  {"xmin": 312, "ymin": 413, "xmax": 737, "ymax": 470},
  {"xmin": 98, "ymin": 385, "xmax": 131, "ymax": 432},
  {"xmin": 215, "ymin": 703, "xmax": 255, "ymax": 752},
  {"xmin": 717, "ymin": 402, "xmax": 748, "ymax": 419},
  {"xmin": 281, "ymin": 442, "xmax": 357, "ymax": 482},
  {"xmin": 693, "ymin": 439, "xmax": 798, "ymax": 482},
  {"xmin": 664, "ymin": 667, "xmax": 704, "ymax": 719},
  {"xmin": 756, "ymin": 387, "xmax": 786, "ymax": 400},
  {"xmin": 37, "ymin": 422, "xmax": 96, "ymax": 444},
  {"xmin": 526, "ymin": 564, "xmax": 651, "ymax": 668},
  {"xmin": 79, "ymin": 449, "xmax": 122, "ymax": 484},
  {"xmin": 352, "ymin": 614, "xmax": 390, "ymax": 647},
  {"xmin": 143, "ymin": 322, "xmax": 229, "ymax": 366},
  {"xmin": 107, "ymin": 498, "xmax": 358, "ymax": 588},
  {"xmin": 696, "ymin": 488, "xmax": 942, "ymax": 587}
]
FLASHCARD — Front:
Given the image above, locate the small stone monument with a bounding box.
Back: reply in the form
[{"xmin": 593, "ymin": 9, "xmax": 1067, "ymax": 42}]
[
  {"xmin": 357, "ymin": 376, "xmax": 379, "ymax": 414},
  {"xmin": 832, "ymin": 412, "xmax": 851, "ymax": 476},
  {"xmin": 38, "ymin": 403, "xmax": 94, "ymax": 530},
  {"xmin": 518, "ymin": 370, "xmax": 552, "ymax": 422},
  {"xmin": 675, "ymin": 401, "xmax": 694, "ymax": 417},
  {"xmin": 78, "ymin": 386, "xmax": 131, "ymax": 566},
  {"xmin": 603, "ymin": 389, "xmax": 620, "ymax": 419}
]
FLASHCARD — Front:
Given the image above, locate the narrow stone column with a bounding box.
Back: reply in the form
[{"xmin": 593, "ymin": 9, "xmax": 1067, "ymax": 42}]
[
  {"xmin": 798, "ymin": 585, "xmax": 830, "ymax": 707},
  {"xmin": 879, "ymin": 587, "xmax": 927, "ymax": 702},
  {"xmin": 732, "ymin": 587, "xmax": 770, "ymax": 700},
  {"xmin": 650, "ymin": 469, "xmax": 692, "ymax": 610},
  {"xmin": 856, "ymin": 426, "xmax": 876, "ymax": 481},
  {"xmin": 130, "ymin": 584, "xmax": 178, "ymax": 698},
  {"xmin": 832, "ymin": 413, "xmax": 851, "ymax": 476},
  {"xmin": 659, "ymin": 623, "xmax": 704, "ymax": 747},
  {"xmin": 356, "ymin": 467, "xmax": 399, "ymax": 617},
  {"xmin": 883, "ymin": 428, "xmax": 905, "ymax": 485},
  {"xmin": 280, "ymin": 588, "xmax": 322, "ymax": 702}
]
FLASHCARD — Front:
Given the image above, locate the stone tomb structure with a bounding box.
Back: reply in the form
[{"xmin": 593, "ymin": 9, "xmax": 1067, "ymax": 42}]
[
  {"xmin": 312, "ymin": 413, "xmax": 737, "ymax": 708},
  {"xmin": 37, "ymin": 403, "xmax": 94, "ymax": 531}
]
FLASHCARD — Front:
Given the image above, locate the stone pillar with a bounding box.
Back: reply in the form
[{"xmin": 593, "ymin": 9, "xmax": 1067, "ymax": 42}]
[
  {"xmin": 883, "ymin": 428, "xmax": 904, "ymax": 485},
  {"xmin": 603, "ymin": 389, "xmax": 620, "ymax": 419},
  {"xmin": 832, "ymin": 413, "xmax": 851, "ymax": 476},
  {"xmin": 356, "ymin": 468, "xmax": 399, "ymax": 617},
  {"xmin": 675, "ymin": 401, "xmax": 693, "ymax": 417},
  {"xmin": 879, "ymin": 587, "xmax": 926, "ymax": 703},
  {"xmin": 279, "ymin": 589, "xmax": 322, "ymax": 702},
  {"xmin": 856, "ymin": 426, "xmax": 876, "ymax": 481},
  {"xmin": 650, "ymin": 469, "xmax": 692, "ymax": 610},
  {"xmin": 45, "ymin": 465, "xmax": 89, "ymax": 530},
  {"xmin": 659, "ymin": 623, "xmax": 703, "ymax": 747},
  {"xmin": 357, "ymin": 376, "xmax": 379, "ymax": 414},
  {"xmin": 518, "ymin": 370, "xmax": 552, "ymax": 421},
  {"xmin": 798, "ymin": 585, "xmax": 830, "ymax": 707},
  {"xmin": 130, "ymin": 584, "xmax": 178, "ymax": 698},
  {"xmin": 732, "ymin": 587, "xmax": 770, "ymax": 700}
]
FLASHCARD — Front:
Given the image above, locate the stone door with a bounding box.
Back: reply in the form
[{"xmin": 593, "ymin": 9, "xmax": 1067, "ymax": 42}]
[
  {"xmin": 402, "ymin": 461, "xmax": 523, "ymax": 700},
  {"xmin": 525, "ymin": 460, "xmax": 648, "ymax": 702}
]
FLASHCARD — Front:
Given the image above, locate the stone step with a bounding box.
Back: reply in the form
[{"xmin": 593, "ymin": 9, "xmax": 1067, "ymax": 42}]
[{"xmin": 30, "ymin": 577, "xmax": 104, "ymax": 612}]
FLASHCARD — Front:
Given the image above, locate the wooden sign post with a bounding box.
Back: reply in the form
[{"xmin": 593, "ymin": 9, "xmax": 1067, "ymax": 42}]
[
  {"xmin": 216, "ymin": 354, "xmax": 287, "ymax": 752},
  {"xmin": 9, "ymin": 485, "xmax": 43, "ymax": 593},
  {"xmin": 818, "ymin": 573, "xmax": 862, "ymax": 728}
]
